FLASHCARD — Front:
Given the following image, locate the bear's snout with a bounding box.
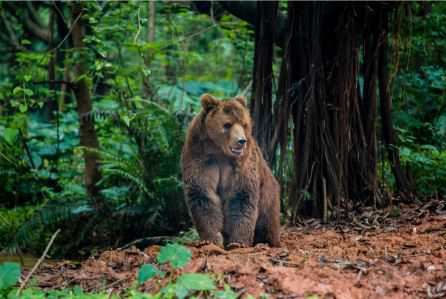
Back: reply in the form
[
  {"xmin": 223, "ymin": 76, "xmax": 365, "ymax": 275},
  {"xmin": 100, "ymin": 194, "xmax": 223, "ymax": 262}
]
[
  {"xmin": 237, "ymin": 138, "xmax": 247, "ymax": 145},
  {"xmin": 229, "ymin": 124, "xmax": 247, "ymax": 157}
]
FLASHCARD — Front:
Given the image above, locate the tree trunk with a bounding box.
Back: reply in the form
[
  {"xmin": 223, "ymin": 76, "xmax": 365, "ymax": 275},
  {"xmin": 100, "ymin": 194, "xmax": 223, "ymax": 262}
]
[
  {"xmin": 250, "ymin": 1, "xmax": 278, "ymax": 165},
  {"xmin": 71, "ymin": 3, "xmax": 103, "ymax": 206},
  {"xmin": 217, "ymin": 1, "xmax": 410, "ymax": 219},
  {"xmin": 350, "ymin": 5, "xmax": 381, "ymax": 205},
  {"xmin": 285, "ymin": 3, "xmax": 387, "ymax": 220},
  {"xmin": 378, "ymin": 10, "xmax": 412, "ymax": 196}
]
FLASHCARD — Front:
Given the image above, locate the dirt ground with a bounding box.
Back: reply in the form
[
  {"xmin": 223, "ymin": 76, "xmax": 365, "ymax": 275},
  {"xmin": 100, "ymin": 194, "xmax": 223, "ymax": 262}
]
[{"xmin": 33, "ymin": 199, "xmax": 446, "ymax": 298}]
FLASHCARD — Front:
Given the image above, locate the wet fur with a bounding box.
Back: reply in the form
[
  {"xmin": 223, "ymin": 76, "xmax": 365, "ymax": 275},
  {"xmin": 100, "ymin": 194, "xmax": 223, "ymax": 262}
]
[{"xmin": 181, "ymin": 95, "xmax": 280, "ymax": 247}]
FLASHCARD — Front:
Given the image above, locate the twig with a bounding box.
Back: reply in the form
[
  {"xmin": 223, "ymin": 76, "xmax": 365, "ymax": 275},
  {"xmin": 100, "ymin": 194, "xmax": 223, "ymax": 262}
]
[
  {"xmin": 322, "ymin": 177, "xmax": 328, "ymax": 223},
  {"xmin": 17, "ymin": 229, "xmax": 61, "ymax": 296},
  {"xmin": 269, "ymin": 257, "xmax": 301, "ymax": 268},
  {"xmin": 107, "ymin": 288, "xmax": 114, "ymax": 299},
  {"xmin": 117, "ymin": 235, "xmax": 175, "ymax": 250},
  {"xmin": 240, "ymin": 80, "xmax": 252, "ymax": 97},
  {"xmin": 103, "ymin": 277, "xmax": 128, "ymax": 291},
  {"xmin": 0, "ymin": 150, "xmax": 16, "ymax": 166},
  {"xmin": 50, "ymin": 10, "xmax": 82, "ymax": 52},
  {"xmin": 134, "ymin": 7, "xmax": 141, "ymax": 43},
  {"xmin": 354, "ymin": 269, "xmax": 365, "ymax": 287},
  {"xmin": 160, "ymin": 24, "xmax": 218, "ymax": 52}
]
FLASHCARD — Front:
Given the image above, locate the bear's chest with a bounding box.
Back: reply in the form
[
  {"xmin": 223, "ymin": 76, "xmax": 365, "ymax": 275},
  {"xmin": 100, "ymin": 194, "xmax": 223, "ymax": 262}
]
[
  {"xmin": 204, "ymin": 157, "xmax": 239, "ymax": 200},
  {"xmin": 217, "ymin": 163, "xmax": 236, "ymax": 198}
]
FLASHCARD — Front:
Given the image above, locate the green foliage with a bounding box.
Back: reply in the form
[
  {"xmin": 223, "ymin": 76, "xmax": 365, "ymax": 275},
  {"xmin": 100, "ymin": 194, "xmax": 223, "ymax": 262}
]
[
  {"xmin": 213, "ymin": 285, "xmax": 238, "ymax": 299},
  {"xmin": 156, "ymin": 244, "xmax": 191, "ymax": 269},
  {"xmin": 0, "ymin": 244, "xmax": 246, "ymax": 299},
  {"xmin": 0, "ymin": 262, "xmax": 20, "ymax": 291},
  {"xmin": 390, "ymin": 3, "xmax": 446, "ymax": 196},
  {"xmin": 0, "ymin": 244, "xmax": 248, "ymax": 299},
  {"xmin": 173, "ymin": 229, "xmax": 200, "ymax": 245},
  {"xmin": 399, "ymin": 144, "xmax": 446, "ymax": 195},
  {"xmin": 137, "ymin": 243, "xmax": 238, "ymax": 299},
  {"xmin": 138, "ymin": 264, "xmax": 164, "ymax": 285},
  {"xmin": 3, "ymin": 285, "xmax": 240, "ymax": 299},
  {"xmin": 6, "ymin": 287, "xmax": 122, "ymax": 299},
  {"xmin": 176, "ymin": 273, "xmax": 215, "ymax": 291},
  {"xmin": 0, "ymin": 207, "xmax": 41, "ymax": 254}
]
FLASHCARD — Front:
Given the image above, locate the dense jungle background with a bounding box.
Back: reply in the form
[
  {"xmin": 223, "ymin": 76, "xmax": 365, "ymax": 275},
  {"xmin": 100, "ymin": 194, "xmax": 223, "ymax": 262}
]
[{"xmin": 0, "ymin": 1, "xmax": 445, "ymax": 298}]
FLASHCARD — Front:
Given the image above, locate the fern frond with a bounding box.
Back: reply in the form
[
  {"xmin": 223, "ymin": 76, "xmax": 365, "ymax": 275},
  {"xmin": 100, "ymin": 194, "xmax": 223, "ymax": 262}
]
[
  {"xmin": 13, "ymin": 201, "xmax": 94, "ymax": 249},
  {"xmin": 87, "ymin": 147, "xmax": 141, "ymax": 168},
  {"xmin": 103, "ymin": 168, "xmax": 153, "ymax": 199}
]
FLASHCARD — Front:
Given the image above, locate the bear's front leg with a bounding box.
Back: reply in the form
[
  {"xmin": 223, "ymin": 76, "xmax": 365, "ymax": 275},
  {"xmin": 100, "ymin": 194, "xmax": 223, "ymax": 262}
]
[
  {"xmin": 224, "ymin": 190, "xmax": 259, "ymax": 247},
  {"xmin": 185, "ymin": 184, "xmax": 224, "ymax": 246}
]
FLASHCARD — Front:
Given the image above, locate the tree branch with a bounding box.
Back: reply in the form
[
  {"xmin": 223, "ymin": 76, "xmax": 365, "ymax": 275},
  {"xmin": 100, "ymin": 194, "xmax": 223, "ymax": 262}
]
[
  {"xmin": 192, "ymin": 1, "xmax": 288, "ymax": 47},
  {"xmin": 24, "ymin": 16, "xmax": 51, "ymax": 42},
  {"xmin": 0, "ymin": 12, "xmax": 27, "ymax": 51},
  {"xmin": 218, "ymin": 1, "xmax": 288, "ymax": 47},
  {"xmin": 26, "ymin": 2, "xmax": 46, "ymax": 29},
  {"xmin": 3, "ymin": 2, "xmax": 50, "ymax": 43},
  {"xmin": 0, "ymin": 32, "xmax": 26, "ymax": 52}
]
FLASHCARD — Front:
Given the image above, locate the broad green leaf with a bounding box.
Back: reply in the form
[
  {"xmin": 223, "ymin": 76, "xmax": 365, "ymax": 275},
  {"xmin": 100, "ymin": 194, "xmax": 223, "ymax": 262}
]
[
  {"xmin": 214, "ymin": 285, "xmax": 238, "ymax": 299},
  {"xmin": 23, "ymin": 89, "xmax": 33, "ymax": 96},
  {"xmin": 19, "ymin": 104, "xmax": 28, "ymax": 113},
  {"xmin": 12, "ymin": 86, "xmax": 22, "ymax": 95},
  {"xmin": 176, "ymin": 273, "xmax": 215, "ymax": 291},
  {"xmin": 142, "ymin": 68, "xmax": 151, "ymax": 77},
  {"xmin": 121, "ymin": 114, "xmax": 130, "ymax": 127},
  {"xmin": 0, "ymin": 262, "xmax": 21, "ymax": 290},
  {"xmin": 30, "ymin": 152, "xmax": 42, "ymax": 169},
  {"xmin": 3, "ymin": 128, "xmax": 19, "ymax": 145},
  {"xmin": 157, "ymin": 243, "xmax": 191, "ymax": 269},
  {"xmin": 138, "ymin": 264, "xmax": 164, "ymax": 285},
  {"xmin": 174, "ymin": 284, "xmax": 189, "ymax": 299}
]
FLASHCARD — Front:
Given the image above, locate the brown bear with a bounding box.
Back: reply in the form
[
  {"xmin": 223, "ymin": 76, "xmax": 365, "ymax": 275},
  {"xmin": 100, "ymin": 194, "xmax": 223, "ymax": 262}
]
[{"xmin": 181, "ymin": 94, "xmax": 281, "ymax": 248}]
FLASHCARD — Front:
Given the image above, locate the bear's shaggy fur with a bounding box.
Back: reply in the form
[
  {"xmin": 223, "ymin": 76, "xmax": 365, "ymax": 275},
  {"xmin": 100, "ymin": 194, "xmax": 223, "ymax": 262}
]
[{"xmin": 181, "ymin": 94, "xmax": 280, "ymax": 248}]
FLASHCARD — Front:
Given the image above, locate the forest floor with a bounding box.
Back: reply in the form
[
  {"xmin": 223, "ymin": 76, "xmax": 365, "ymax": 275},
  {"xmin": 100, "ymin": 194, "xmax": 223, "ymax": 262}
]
[{"xmin": 32, "ymin": 199, "xmax": 446, "ymax": 299}]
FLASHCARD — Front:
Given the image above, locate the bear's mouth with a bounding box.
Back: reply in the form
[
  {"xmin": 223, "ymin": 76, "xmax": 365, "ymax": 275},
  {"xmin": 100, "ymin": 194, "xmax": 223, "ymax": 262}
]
[{"xmin": 230, "ymin": 146, "xmax": 244, "ymax": 157}]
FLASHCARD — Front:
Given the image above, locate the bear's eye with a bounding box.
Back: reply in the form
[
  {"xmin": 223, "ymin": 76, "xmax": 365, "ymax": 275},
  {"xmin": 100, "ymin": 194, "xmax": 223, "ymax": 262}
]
[{"xmin": 223, "ymin": 123, "xmax": 232, "ymax": 129}]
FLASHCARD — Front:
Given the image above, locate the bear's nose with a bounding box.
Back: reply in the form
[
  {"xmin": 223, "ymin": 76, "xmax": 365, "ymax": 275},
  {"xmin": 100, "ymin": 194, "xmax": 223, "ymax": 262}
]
[{"xmin": 238, "ymin": 138, "xmax": 247, "ymax": 145}]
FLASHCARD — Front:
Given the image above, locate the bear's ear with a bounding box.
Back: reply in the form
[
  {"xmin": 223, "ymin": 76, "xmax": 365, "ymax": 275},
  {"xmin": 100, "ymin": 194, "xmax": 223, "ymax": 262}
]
[
  {"xmin": 234, "ymin": 95, "xmax": 246, "ymax": 107},
  {"xmin": 201, "ymin": 94, "xmax": 219, "ymax": 112}
]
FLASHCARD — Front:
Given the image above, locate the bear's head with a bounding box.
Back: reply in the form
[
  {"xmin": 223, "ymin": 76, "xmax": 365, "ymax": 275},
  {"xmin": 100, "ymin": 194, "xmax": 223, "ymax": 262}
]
[{"xmin": 200, "ymin": 94, "xmax": 252, "ymax": 159}]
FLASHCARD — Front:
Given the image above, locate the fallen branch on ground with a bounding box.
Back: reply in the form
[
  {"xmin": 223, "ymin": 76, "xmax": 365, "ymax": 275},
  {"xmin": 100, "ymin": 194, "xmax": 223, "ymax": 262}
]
[{"xmin": 17, "ymin": 229, "xmax": 61, "ymax": 296}]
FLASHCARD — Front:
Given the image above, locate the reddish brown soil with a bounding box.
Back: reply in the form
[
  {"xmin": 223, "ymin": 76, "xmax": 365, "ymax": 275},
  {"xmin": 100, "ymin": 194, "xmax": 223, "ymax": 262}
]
[{"xmin": 34, "ymin": 200, "xmax": 446, "ymax": 298}]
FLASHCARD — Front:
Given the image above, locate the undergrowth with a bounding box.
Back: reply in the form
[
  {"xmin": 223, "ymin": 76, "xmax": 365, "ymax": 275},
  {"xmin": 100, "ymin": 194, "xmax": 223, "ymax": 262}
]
[{"xmin": 0, "ymin": 243, "xmax": 261, "ymax": 299}]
